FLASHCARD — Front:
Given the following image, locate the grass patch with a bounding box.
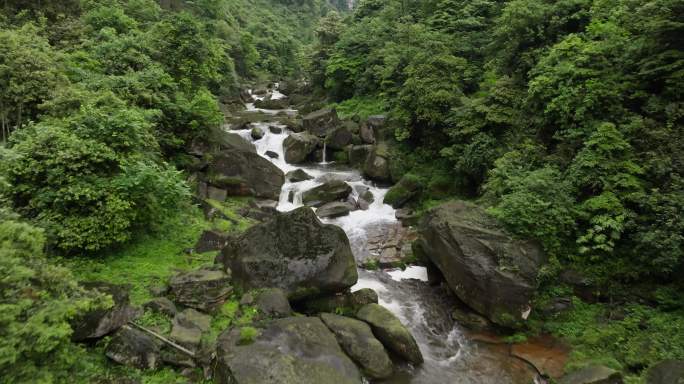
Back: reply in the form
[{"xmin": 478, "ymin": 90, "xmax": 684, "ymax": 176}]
[
  {"xmin": 206, "ymin": 197, "xmax": 256, "ymax": 234},
  {"xmin": 62, "ymin": 207, "xmax": 213, "ymax": 304}
]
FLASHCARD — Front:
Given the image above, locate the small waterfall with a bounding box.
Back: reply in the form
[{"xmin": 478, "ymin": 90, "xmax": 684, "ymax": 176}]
[{"xmin": 322, "ymin": 141, "xmax": 327, "ymax": 164}]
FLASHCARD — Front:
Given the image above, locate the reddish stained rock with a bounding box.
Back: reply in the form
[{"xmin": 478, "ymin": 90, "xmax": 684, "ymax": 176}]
[{"xmin": 511, "ymin": 335, "xmax": 570, "ymax": 379}]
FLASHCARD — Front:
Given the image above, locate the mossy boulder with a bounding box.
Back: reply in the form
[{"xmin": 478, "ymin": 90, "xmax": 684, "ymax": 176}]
[
  {"xmin": 559, "ymin": 365, "xmax": 623, "ymax": 384},
  {"xmin": 251, "ymin": 126, "xmax": 265, "ymax": 140},
  {"xmin": 414, "ymin": 201, "xmax": 547, "ymax": 328},
  {"xmin": 302, "ymin": 180, "xmax": 352, "ymax": 208},
  {"xmin": 105, "ymin": 326, "xmax": 161, "ymax": 370},
  {"xmin": 283, "ymin": 132, "xmax": 319, "ymax": 164},
  {"xmin": 205, "ymin": 149, "xmax": 284, "ymax": 200},
  {"xmin": 326, "ymin": 126, "xmax": 353, "ymax": 150},
  {"xmin": 383, "ymin": 174, "xmax": 422, "ymax": 208},
  {"xmin": 168, "ymin": 268, "xmax": 232, "ymax": 311},
  {"xmin": 356, "ymin": 303, "xmax": 423, "ymax": 365},
  {"xmin": 215, "ymin": 317, "xmax": 362, "ymax": 384},
  {"xmin": 320, "ymin": 313, "xmax": 394, "ymax": 379},
  {"xmin": 303, "ymin": 108, "xmax": 340, "ymax": 137},
  {"xmin": 285, "ymin": 168, "xmax": 314, "ymax": 182},
  {"xmin": 255, "ymin": 288, "xmax": 292, "ymax": 318},
  {"xmin": 219, "ymin": 207, "xmax": 358, "ymax": 301}
]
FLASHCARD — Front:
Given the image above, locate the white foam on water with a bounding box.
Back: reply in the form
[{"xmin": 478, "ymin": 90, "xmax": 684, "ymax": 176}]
[{"xmin": 387, "ymin": 266, "xmax": 429, "ymax": 282}]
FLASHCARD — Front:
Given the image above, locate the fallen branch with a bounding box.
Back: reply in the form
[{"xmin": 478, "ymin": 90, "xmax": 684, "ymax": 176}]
[{"xmin": 127, "ymin": 321, "xmax": 196, "ymax": 358}]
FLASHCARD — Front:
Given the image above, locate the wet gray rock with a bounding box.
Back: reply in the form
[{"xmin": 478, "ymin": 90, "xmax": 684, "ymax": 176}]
[
  {"xmin": 415, "ymin": 201, "xmax": 546, "ymax": 327},
  {"xmin": 194, "ymin": 229, "xmax": 231, "ymax": 253},
  {"xmin": 168, "ymin": 268, "xmax": 232, "ymax": 311},
  {"xmin": 286, "ymin": 168, "xmax": 314, "ymax": 182},
  {"xmin": 647, "ymin": 360, "xmax": 684, "ymax": 384},
  {"xmin": 348, "ymin": 145, "xmax": 373, "ymax": 168},
  {"xmin": 106, "ymin": 326, "xmax": 161, "ymax": 370},
  {"xmin": 316, "ymin": 201, "xmax": 354, "ymax": 218},
  {"xmin": 559, "ymin": 365, "xmax": 623, "ymax": 384},
  {"xmin": 363, "ymin": 149, "xmax": 391, "ymax": 182},
  {"xmin": 255, "ymin": 288, "xmax": 292, "ymax": 318},
  {"xmin": 395, "ymin": 208, "xmax": 419, "ymax": 226},
  {"xmin": 302, "ymin": 180, "xmax": 352, "ymax": 207},
  {"xmin": 320, "ymin": 313, "xmax": 394, "ymax": 379},
  {"xmin": 255, "ymin": 96, "xmax": 288, "ymax": 110},
  {"xmin": 268, "ymin": 125, "xmax": 283, "ymax": 134},
  {"xmin": 327, "ymin": 126, "xmax": 353, "ymax": 150},
  {"xmin": 356, "ymin": 303, "xmax": 423, "ymax": 365},
  {"xmin": 303, "ymin": 108, "xmax": 340, "ymax": 137},
  {"xmin": 356, "ymin": 188, "xmax": 374, "ymax": 211},
  {"xmin": 251, "ymin": 126, "xmax": 264, "ymax": 140},
  {"xmin": 283, "ymin": 132, "xmax": 319, "ymax": 163},
  {"xmin": 219, "ymin": 207, "xmax": 357, "ymax": 300},
  {"xmin": 265, "ymin": 150, "xmax": 279, "ymax": 159},
  {"xmin": 221, "ymin": 132, "xmax": 257, "ymax": 153},
  {"xmin": 206, "ymin": 149, "xmax": 284, "ymax": 200},
  {"xmin": 143, "ymin": 297, "xmax": 177, "ymax": 317},
  {"xmin": 71, "ymin": 282, "xmax": 138, "ymax": 341},
  {"xmin": 215, "ymin": 317, "xmax": 362, "ymax": 384}
]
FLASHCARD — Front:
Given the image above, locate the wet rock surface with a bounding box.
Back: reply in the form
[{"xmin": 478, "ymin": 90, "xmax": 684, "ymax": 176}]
[
  {"xmin": 302, "ymin": 180, "xmax": 352, "ymax": 207},
  {"xmin": 320, "ymin": 313, "xmax": 394, "ymax": 379},
  {"xmin": 283, "ymin": 132, "xmax": 319, "ymax": 163},
  {"xmin": 356, "ymin": 303, "xmax": 424, "ymax": 365},
  {"xmin": 559, "ymin": 365, "xmax": 623, "ymax": 384}
]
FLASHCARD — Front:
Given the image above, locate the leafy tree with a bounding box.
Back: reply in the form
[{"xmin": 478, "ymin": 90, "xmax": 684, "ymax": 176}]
[
  {"xmin": 0, "ymin": 23, "xmax": 64, "ymax": 141},
  {"xmin": 0, "ymin": 215, "xmax": 107, "ymax": 383}
]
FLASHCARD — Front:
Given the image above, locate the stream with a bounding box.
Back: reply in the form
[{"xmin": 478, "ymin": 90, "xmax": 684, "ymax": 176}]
[{"xmin": 232, "ymin": 87, "xmax": 539, "ymax": 384}]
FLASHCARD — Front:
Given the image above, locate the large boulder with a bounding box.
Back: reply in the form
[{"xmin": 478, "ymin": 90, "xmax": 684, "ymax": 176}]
[
  {"xmin": 356, "ymin": 304, "xmax": 423, "ymax": 365},
  {"xmin": 302, "ymin": 180, "xmax": 352, "ymax": 208},
  {"xmin": 383, "ymin": 174, "xmax": 422, "ymax": 208},
  {"xmin": 320, "ymin": 313, "xmax": 394, "ymax": 380},
  {"xmin": 363, "ymin": 149, "xmax": 391, "ymax": 182},
  {"xmin": 168, "ymin": 268, "xmax": 232, "ymax": 311},
  {"xmin": 221, "ymin": 132, "xmax": 257, "ymax": 153},
  {"xmin": 326, "ymin": 126, "xmax": 353, "ymax": 150},
  {"xmin": 414, "ymin": 201, "xmax": 546, "ymax": 327},
  {"xmin": 219, "ymin": 207, "xmax": 358, "ymax": 300},
  {"xmin": 300, "ymin": 288, "xmax": 378, "ymax": 315},
  {"xmin": 283, "ymin": 132, "xmax": 319, "ymax": 163},
  {"xmin": 215, "ymin": 317, "xmax": 362, "ymax": 384},
  {"xmin": 559, "ymin": 366, "xmax": 623, "ymax": 384},
  {"xmin": 71, "ymin": 282, "xmax": 137, "ymax": 341},
  {"xmin": 206, "ymin": 149, "xmax": 284, "ymax": 199},
  {"xmin": 170, "ymin": 308, "xmax": 212, "ymax": 351},
  {"xmin": 251, "ymin": 126, "xmax": 265, "ymax": 140},
  {"xmin": 105, "ymin": 326, "xmax": 161, "ymax": 370},
  {"xmin": 255, "ymin": 96, "xmax": 288, "ymax": 110},
  {"xmin": 359, "ymin": 122, "xmax": 375, "ymax": 144},
  {"xmin": 348, "ymin": 145, "xmax": 373, "ymax": 168},
  {"xmin": 647, "ymin": 360, "xmax": 684, "ymax": 384},
  {"xmin": 303, "ymin": 108, "xmax": 340, "ymax": 137}
]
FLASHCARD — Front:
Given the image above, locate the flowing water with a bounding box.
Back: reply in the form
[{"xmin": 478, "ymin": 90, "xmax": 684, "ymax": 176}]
[{"xmin": 232, "ymin": 87, "xmax": 539, "ymax": 383}]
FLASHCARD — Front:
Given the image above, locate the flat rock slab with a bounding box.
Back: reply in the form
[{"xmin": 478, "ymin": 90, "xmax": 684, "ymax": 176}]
[
  {"xmin": 511, "ymin": 335, "xmax": 570, "ymax": 379},
  {"xmin": 71, "ymin": 282, "xmax": 137, "ymax": 341},
  {"xmin": 169, "ymin": 268, "xmax": 232, "ymax": 311},
  {"xmin": 215, "ymin": 317, "xmax": 362, "ymax": 384}
]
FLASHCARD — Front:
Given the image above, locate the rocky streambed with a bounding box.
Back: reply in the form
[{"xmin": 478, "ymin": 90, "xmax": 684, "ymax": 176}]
[{"xmin": 71, "ymin": 84, "xmax": 617, "ymax": 384}]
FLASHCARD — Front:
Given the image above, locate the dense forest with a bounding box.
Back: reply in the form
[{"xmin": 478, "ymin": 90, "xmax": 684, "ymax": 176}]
[{"xmin": 0, "ymin": 0, "xmax": 682, "ymax": 383}]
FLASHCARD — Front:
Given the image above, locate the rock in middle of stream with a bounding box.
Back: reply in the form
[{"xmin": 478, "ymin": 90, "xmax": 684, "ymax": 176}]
[{"xmin": 218, "ymin": 206, "xmax": 357, "ymax": 300}]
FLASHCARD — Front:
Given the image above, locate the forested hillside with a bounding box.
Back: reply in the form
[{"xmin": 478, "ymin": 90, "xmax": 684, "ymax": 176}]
[{"xmin": 1, "ymin": 0, "xmax": 682, "ymax": 383}]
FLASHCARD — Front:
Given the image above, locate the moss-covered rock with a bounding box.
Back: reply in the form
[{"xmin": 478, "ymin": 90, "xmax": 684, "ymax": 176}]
[
  {"xmin": 320, "ymin": 313, "xmax": 394, "ymax": 379},
  {"xmin": 383, "ymin": 174, "xmax": 423, "ymax": 208},
  {"xmin": 356, "ymin": 304, "xmax": 423, "ymax": 365}
]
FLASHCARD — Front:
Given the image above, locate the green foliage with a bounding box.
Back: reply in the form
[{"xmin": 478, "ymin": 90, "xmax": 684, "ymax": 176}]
[
  {"xmin": 0, "ymin": 218, "xmax": 107, "ymax": 383},
  {"xmin": 63, "ymin": 207, "xmax": 211, "ymax": 304},
  {"xmin": 238, "ymin": 326, "xmax": 260, "ymax": 345}
]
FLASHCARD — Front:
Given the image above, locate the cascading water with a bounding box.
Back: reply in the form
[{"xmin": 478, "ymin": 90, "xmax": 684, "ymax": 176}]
[{"xmin": 233, "ymin": 87, "xmax": 539, "ymax": 384}]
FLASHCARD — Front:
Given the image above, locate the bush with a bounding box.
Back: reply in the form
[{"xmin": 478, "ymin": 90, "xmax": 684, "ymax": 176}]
[{"xmin": 0, "ymin": 217, "xmax": 107, "ymax": 383}]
